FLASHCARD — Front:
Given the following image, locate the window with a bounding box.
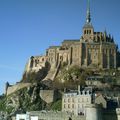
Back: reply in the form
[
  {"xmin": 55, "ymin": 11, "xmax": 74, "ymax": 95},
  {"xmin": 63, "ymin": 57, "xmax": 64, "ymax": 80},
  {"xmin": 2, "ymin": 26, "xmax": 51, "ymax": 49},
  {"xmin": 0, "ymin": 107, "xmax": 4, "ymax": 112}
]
[
  {"xmin": 68, "ymin": 98, "xmax": 70, "ymax": 103},
  {"xmin": 78, "ymin": 98, "xmax": 81, "ymax": 102},
  {"xmin": 72, "ymin": 98, "xmax": 74, "ymax": 103},
  {"xmin": 72, "ymin": 110, "xmax": 74, "ymax": 115},
  {"xmin": 64, "ymin": 99, "xmax": 66, "ymax": 102},
  {"xmin": 64, "ymin": 104, "xmax": 66, "ymax": 108},
  {"xmin": 87, "ymin": 98, "xmax": 89, "ymax": 102},
  {"xmin": 68, "ymin": 104, "xmax": 70, "ymax": 108},
  {"xmin": 82, "ymin": 104, "xmax": 84, "ymax": 108},
  {"xmin": 72, "ymin": 104, "xmax": 74, "ymax": 108}
]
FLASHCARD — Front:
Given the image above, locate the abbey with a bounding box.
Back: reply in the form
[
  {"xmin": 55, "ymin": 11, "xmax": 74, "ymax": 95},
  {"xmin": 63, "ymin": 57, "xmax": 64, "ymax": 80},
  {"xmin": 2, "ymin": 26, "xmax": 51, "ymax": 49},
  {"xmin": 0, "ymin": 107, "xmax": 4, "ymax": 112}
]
[{"xmin": 26, "ymin": 0, "xmax": 117, "ymax": 73}]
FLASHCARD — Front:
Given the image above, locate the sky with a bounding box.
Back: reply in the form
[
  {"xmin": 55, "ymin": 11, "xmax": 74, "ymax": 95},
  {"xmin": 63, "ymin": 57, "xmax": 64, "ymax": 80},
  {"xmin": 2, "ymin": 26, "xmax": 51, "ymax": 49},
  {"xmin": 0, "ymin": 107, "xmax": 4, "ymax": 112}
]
[{"xmin": 0, "ymin": 0, "xmax": 120, "ymax": 95}]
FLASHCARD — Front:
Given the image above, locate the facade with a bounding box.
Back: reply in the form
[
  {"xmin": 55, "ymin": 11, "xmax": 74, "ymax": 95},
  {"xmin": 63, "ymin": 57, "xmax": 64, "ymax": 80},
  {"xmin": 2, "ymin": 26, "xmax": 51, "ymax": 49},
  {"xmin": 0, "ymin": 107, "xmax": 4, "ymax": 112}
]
[
  {"xmin": 25, "ymin": 0, "xmax": 117, "ymax": 74},
  {"xmin": 62, "ymin": 86, "xmax": 93, "ymax": 116},
  {"xmin": 62, "ymin": 87, "xmax": 120, "ymax": 120}
]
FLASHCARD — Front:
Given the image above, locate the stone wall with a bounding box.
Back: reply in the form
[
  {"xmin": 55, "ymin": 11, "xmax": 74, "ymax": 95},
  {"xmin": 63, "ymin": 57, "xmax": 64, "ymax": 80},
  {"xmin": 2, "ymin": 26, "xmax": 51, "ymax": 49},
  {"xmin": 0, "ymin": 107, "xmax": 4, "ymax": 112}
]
[
  {"xmin": 25, "ymin": 56, "xmax": 48, "ymax": 73},
  {"xmin": 39, "ymin": 90, "xmax": 61, "ymax": 104},
  {"xmin": 27, "ymin": 111, "xmax": 86, "ymax": 120},
  {"xmin": 6, "ymin": 83, "xmax": 31, "ymax": 96},
  {"xmin": 15, "ymin": 108, "xmax": 120, "ymax": 120},
  {"xmin": 86, "ymin": 104, "xmax": 102, "ymax": 120},
  {"xmin": 39, "ymin": 90, "xmax": 55, "ymax": 103}
]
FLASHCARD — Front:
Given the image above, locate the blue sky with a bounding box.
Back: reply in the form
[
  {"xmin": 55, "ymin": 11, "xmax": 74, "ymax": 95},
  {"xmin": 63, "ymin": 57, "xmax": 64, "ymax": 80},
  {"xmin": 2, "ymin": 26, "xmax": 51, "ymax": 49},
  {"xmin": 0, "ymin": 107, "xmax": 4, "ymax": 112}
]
[{"xmin": 0, "ymin": 0, "xmax": 120, "ymax": 95}]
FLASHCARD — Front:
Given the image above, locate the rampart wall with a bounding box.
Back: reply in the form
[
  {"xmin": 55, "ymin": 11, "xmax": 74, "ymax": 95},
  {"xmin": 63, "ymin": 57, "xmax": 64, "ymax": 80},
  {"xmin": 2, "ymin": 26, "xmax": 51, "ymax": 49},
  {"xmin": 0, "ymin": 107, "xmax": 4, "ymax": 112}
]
[
  {"xmin": 6, "ymin": 83, "xmax": 32, "ymax": 96},
  {"xmin": 39, "ymin": 90, "xmax": 55, "ymax": 103}
]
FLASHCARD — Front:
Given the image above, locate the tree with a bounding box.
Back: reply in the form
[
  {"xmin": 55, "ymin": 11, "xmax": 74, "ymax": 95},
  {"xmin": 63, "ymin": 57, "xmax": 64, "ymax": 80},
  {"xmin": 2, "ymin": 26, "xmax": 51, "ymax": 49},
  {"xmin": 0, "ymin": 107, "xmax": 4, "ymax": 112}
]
[{"xmin": 51, "ymin": 100, "xmax": 62, "ymax": 111}]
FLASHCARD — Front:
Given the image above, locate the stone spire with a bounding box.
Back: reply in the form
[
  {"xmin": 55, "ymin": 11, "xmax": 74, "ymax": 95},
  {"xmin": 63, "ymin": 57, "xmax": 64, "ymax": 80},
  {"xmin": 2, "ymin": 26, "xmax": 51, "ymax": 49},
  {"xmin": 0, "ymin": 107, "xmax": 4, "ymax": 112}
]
[{"xmin": 86, "ymin": 0, "xmax": 91, "ymax": 24}]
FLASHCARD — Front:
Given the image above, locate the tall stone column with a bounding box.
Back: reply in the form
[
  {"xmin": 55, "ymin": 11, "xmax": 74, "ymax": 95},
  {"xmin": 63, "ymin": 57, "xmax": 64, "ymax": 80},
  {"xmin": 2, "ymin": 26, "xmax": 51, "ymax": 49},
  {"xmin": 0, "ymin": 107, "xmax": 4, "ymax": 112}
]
[{"xmin": 107, "ymin": 49, "xmax": 110, "ymax": 69}]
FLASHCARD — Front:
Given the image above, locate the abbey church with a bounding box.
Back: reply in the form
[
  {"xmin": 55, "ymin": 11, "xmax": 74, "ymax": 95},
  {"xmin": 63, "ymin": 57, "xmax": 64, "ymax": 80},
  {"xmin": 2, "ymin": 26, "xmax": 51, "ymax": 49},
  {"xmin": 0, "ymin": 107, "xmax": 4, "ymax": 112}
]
[{"xmin": 25, "ymin": 0, "xmax": 117, "ymax": 73}]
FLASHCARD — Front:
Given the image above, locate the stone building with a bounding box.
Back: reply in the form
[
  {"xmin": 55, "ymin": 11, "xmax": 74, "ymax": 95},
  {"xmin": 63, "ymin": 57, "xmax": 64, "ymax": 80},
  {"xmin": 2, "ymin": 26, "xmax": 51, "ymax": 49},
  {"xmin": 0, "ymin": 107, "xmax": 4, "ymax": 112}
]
[
  {"xmin": 25, "ymin": 55, "xmax": 48, "ymax": 73},
  {"xmin": 62, "ymin": 86, "xmax": 93, "ymax": 116},
  {"xmin": 25, "ymin": 0, "xmax": 117, "ymax": 74}
]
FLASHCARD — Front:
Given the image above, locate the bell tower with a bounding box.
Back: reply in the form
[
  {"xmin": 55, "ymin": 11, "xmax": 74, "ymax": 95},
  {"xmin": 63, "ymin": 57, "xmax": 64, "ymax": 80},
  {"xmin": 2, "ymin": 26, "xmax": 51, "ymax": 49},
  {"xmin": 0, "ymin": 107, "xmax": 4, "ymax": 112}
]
[{"xmin": 82, "ymin": 0, "xmax": 94, "ymax": 42}]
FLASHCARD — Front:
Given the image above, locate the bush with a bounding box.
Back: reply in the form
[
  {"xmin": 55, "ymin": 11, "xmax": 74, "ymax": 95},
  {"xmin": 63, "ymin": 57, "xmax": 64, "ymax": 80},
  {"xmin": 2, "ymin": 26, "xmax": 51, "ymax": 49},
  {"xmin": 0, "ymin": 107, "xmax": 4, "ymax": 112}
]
[{"xmin": 51, "ymin": 100, "xmax": 62, "ymax": 111}]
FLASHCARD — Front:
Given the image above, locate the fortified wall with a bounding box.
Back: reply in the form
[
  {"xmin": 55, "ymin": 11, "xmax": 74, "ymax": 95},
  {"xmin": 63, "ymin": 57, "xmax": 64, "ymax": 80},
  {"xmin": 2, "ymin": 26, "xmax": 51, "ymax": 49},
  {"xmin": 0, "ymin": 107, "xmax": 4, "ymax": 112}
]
[
  {"xmin": 39, "ymin": 90, "xmax": 61, "ymax": 104},
  {"xmin": 15, "ymin": 107, "xmax": 120, "ymax": 120},
  {"xmin": 39, "ymin": 90, "xmax": 55, "ymax": 104},
  {"xmin": 85, "ymin": 106, "xmax": 120, "ymax": 120},
  {"xmin": 25, "ymin": 55, "xmax": 49, "ymax": 73},
  {"xmin": 6, "ymin": 83, "xmax": 32, "ymax": 96}
]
